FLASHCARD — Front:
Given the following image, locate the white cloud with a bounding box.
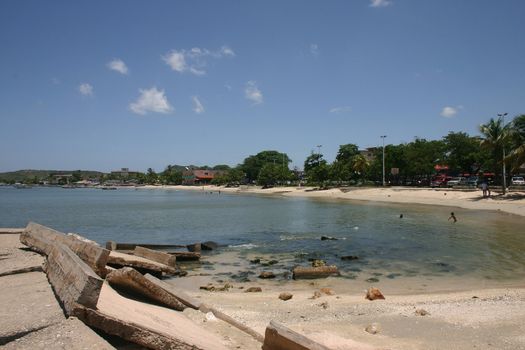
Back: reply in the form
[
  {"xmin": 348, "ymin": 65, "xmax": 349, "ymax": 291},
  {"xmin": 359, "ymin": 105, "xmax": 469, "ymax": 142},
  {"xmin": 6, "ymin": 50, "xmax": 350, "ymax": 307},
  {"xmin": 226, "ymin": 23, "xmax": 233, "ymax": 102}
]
[
  {"xmin": 78, "ymin": 83, "xmax": 93, "ymax": 96},
  {"xmin": 329, "ymin": 106, "xmax": 352, "ymax": 114},
  {"xmin": 162, "ymin": 46, "xmax": 235, "ymax": 75},
  {"xmin": 129, "ymin": 87, "xmax": 173, "ymax": 115},
  {"xmin": 370, "ymin": 0, "xmax": 391, "ymax": 7},
  {"xmin": 162, "ymin": 50, "xmax": 187, "ymax": 72},
  {"xmin": 192, "ymin": 96, "xmax": 205, "ymax": 114},
  {"xmin": 107, "ymin": 58, "xmax": 129, "ymax": 75},
  {"xmin": 310, "ymin": 43, "xmax": 319, "ymax": 56},
  {"xmin": 245, "ymin": 81, "xmax": 263, "ymax": 105},
  {"xmin": 51, "ymin": 77, "xmax": 60, "ymax": 85},
  {"xmin": 440, "ymin": 106, "xmax": 458, "ymax": 118}
]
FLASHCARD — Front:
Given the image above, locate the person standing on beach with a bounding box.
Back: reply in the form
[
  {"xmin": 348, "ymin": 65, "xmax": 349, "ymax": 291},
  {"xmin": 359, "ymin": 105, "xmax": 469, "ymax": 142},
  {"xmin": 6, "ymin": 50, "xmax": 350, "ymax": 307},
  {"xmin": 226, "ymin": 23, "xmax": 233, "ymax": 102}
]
[
  {"xmin": 448, "ymin": 212, "xmax": 457, "ymax": 223},
  {"xmin": 481, "ymin": 181, "xmax": 490, "ymax": 198}
]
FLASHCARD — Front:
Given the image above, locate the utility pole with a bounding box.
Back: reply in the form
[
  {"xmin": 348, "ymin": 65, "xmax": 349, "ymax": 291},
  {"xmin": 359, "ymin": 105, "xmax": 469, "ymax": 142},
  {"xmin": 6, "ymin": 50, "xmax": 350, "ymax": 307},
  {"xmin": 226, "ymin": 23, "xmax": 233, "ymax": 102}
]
[
  {"xmin": 497, "ymin": 113, "xmax": 508, "ymax": 195},
  {"xmin": 381, "ymin": 135, "xmax": 387, "ymax": 186}
]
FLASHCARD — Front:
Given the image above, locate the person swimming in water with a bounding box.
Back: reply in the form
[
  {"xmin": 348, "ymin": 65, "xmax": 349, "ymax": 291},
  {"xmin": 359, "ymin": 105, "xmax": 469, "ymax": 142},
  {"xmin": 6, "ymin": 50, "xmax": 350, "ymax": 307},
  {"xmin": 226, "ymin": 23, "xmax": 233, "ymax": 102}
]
[{"xmin": 448, "ymin": 212, "xmax": 457, "ymax": 223}]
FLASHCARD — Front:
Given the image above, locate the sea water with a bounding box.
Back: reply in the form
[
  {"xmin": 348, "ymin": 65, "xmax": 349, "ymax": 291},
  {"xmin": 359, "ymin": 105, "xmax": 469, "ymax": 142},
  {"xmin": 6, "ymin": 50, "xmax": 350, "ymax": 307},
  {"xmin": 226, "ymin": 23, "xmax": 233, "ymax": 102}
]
[{"xmin": 1, "ymin": 186, "xmax": 524, "ymax": 287}]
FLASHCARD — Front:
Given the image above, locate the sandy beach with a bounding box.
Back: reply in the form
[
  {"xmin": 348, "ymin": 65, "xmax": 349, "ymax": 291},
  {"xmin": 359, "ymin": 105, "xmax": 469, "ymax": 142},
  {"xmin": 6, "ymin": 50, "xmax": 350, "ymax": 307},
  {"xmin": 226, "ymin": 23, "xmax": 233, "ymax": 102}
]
[{"xmin": 143, "ymin": 185, "xmax": 525, "ymax": 217}]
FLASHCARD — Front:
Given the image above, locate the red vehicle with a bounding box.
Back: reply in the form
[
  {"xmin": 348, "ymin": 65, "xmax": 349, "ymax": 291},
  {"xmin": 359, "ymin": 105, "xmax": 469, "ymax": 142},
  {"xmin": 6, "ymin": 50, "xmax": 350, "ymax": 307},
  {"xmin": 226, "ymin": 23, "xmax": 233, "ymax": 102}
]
[{"xmin": 430, "ymin": 175, "xmax": 452, "ymax": 188}]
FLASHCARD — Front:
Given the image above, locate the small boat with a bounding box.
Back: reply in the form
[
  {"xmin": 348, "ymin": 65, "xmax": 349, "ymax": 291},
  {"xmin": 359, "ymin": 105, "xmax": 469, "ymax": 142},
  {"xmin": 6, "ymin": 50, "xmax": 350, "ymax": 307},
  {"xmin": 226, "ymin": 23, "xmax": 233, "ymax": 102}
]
[{"xmin": 14, "ymin": 183, "xmax": 32, "ymax": 189}]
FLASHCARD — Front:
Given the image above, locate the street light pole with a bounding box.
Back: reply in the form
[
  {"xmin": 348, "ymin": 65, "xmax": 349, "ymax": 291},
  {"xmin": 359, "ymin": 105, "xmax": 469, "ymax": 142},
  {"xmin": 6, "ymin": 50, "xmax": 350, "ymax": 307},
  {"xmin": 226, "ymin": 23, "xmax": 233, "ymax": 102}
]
[
  {"xmin": 498, "ymin": 112, "xmax": 508, "ymax": 195},
  {"xmin": 316, "ymin": 145, "xmax": 322, "ymax": 166},
  {"xmin": 380, "ymin": 135, "xmax": 387, "ymax": 186}
]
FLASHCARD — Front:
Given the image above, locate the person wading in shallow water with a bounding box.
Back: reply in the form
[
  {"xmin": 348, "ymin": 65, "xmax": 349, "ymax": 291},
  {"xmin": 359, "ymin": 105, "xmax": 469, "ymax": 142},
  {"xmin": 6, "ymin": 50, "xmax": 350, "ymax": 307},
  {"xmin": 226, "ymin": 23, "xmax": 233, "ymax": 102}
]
[{"xmin": 448, "ymin": 212, "xmax": 457, "ymax": 223}]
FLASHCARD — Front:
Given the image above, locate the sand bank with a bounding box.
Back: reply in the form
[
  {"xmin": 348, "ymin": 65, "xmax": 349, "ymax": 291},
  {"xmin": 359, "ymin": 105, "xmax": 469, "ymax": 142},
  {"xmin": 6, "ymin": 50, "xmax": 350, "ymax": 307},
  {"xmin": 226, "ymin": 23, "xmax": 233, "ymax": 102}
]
[{"xmin": 143, "ymin": 185, "xmax": 525, "ymax": 217}]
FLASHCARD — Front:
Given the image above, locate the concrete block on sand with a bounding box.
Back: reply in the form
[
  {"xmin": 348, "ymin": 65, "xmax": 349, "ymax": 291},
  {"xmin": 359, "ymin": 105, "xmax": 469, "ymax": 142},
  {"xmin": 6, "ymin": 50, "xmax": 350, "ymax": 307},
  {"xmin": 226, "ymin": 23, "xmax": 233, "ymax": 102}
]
[
  {"xmin": 262, "ymin": 320, "xmax": 331, "ymax": 350},
  {"xmin": 106, "ymin": 267, "xmax": 186, "ymax": 311},
  {"xmin": 2, "ymin": 317, "xmax": 114, "ymax": 350},
  {"xmin": 76, "ymin": 282, "xmax": 229, "ymax": 350},
  {"xmin": 0, "ymin": 234, "xmax": 44, "ymax": 277},
  {"xmin": 134, "ymin": 245, "xmax": 177, "ymax": 267},
  {"xmin": 107, "ymin": 250, "xmax": 177, "ymax": 275},
  {"xmin": 0, "ymin": 272, "xmax": 65, "ymax": 344},
  {"xmin": 45, "ymin": 243, "xmax": 103, "ymax": 315}
]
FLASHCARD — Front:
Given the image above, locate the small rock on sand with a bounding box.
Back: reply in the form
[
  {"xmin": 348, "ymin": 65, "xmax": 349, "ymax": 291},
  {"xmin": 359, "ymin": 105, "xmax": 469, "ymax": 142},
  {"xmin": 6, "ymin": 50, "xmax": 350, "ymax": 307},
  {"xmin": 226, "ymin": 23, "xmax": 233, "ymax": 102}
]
[
  {"xmin": 310, "ymin": 291, "xmax": 322, "ymax": 299},
  {"xmin": 317, "ymin": 301, "xmax": 329, "ymax": 309},
  {"xmin": 279, "ymin": 292, "xmax": 293, "ymax": 301},
  {"xmin": 320, "ymin": 287, "xmax": 335, "ymax": 295},
  {"xmin": 365, "ymin": 323, "xmax": 380, "ymax": 334},
  {"xmin": 244, "ymin": 287, "xmax": 262, "ymax": 293},
  {"xmin": 365, "ymin": 287, "xmax": 385, "ymax": 301},
  {"xmin": 259, "ymin": 271, "xmax": 276, "ymax": 279},
  {"xmin": 415, "ymin": 308, "xmax": 429, "ymax": 316}
]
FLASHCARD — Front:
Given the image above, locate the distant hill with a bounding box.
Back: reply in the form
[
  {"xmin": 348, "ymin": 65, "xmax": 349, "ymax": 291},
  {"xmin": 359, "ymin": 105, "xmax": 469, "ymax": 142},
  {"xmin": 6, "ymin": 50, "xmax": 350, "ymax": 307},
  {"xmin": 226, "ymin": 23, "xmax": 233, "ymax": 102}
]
[{"xmin": 0, "ymin": 170, "xmax": 104, "ymax": 183}]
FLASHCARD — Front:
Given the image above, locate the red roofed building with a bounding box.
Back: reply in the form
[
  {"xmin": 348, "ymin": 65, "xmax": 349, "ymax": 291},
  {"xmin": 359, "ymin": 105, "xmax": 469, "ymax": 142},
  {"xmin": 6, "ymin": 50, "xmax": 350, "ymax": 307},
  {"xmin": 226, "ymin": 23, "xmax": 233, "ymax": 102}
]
[{"xmin": 182, "ymin": 170, "xmax": 224, "ymax": 185}]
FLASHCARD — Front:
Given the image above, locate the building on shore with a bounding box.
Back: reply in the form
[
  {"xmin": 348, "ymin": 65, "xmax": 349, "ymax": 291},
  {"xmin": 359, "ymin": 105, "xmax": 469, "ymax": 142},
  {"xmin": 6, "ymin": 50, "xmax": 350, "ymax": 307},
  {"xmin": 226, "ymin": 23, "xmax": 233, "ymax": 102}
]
[
  {"xmin": 182, "ymin": 169, "xmax": 224, "ymax": 185},
  {"xmin": 111, "ymin": 168, "xmax": 141, "ymax": 178}
]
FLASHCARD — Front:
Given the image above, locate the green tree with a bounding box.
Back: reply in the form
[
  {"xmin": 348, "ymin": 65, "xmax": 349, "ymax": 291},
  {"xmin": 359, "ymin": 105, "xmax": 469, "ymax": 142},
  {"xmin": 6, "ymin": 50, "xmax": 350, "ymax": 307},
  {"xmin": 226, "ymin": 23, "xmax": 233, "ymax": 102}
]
[
  {"xmin": 351, "ymin": 153, "xmax": 370, "ymax": 181},
  {"xmin": 330, "ymin": 144, "xmax": 360, "ymax": 183},
  {"xmin": 212, "ymin": 164, "xmax": 231, "ymax": 171},
  {"xmin": 241, "ymin": 150, "xmax": 291, "ymax": 182},
  {"xmin": 480, "ymin": 117, "xmax": 511, "ymax": 192},
  {"xmin": 304, "ymin": 152, "xmax": 329, "ymax": 185},
  {"xmin": 443, "ymin": 132, "xmax": 486, "ymax": 175},
  {"xmin": 146, "ymin": 168, "xmax": 158, "ymax": 185},
  {"xmin": 506, "ymin": 114, "xmax": 525, "ymax": 173}
]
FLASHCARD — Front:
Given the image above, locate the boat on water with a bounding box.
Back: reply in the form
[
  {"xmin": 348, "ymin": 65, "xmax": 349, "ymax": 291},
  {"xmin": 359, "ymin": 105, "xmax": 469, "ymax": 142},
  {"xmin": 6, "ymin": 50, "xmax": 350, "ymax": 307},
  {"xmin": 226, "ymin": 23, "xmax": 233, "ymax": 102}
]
[{"xmin": 14, "ymin": 183, "xmax": 33, "ymax": 189}]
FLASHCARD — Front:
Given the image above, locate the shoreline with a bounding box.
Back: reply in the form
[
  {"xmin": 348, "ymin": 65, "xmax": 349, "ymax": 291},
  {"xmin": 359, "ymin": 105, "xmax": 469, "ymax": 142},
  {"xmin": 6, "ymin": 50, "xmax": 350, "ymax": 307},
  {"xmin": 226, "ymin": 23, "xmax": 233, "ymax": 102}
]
[{"xmin": 142, "ymin": 184, "xmax": 525, "ymax": 217}]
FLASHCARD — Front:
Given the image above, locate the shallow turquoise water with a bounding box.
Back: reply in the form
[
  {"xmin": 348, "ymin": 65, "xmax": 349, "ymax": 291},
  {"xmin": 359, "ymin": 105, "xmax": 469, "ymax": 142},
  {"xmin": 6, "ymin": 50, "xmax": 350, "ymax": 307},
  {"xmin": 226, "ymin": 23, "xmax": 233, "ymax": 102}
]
[{"xmin": 1, "ymin": 186, "xmax": 524, "ymax": 281}]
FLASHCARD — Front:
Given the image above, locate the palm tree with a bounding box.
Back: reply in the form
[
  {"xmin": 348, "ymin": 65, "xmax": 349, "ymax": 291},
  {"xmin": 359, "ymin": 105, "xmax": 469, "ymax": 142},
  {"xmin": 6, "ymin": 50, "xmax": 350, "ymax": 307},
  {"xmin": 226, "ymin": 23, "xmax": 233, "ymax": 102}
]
[
  {"xmin": 479, "ymin": 117, "xmax": 510, "ymax": 194},
  {"xmin": 352, "ymin": 154, "xmax": 370, "ymax": 183},
  {"xmin": 506, "ymin": 114, "xmax": 525, "ymax": 173}
]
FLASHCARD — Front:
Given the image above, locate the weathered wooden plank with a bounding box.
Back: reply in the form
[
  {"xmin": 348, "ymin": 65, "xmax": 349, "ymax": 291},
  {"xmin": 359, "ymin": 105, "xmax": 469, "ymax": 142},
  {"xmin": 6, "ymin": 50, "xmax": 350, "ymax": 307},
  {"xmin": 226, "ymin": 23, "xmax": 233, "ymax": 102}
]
[
  {"xmin": 134, "ymin": 246, "xmax": 177, "ymax": 267},
  {"xmin": 74, "ymin": 283, "xmax": 229, "ymax": 350},
  {"xmin": 45, "ymin": 243, "xmax": 104, "ymax": 315},
  {"xmin": 23, "ymin": 222, "xmax": 109, "ymax": 277},
  {"xmin": 106, "ymin": 267, "xmax": 186, "ymax": 311},
  {"xmin": 19, "ymin": 231, "xmax": 55, "ymax": 255},
  {"xmin": 262, "ymin": 320, "xmax": 331, "ymax": 350},
  {"xmin": 107, "ymin": 251, "xmax": 177, "ymax": 275},
  {"xmin": 292, "ymin": 266, "xmax": 339, "ymax": 280},
  {"xmin": 144, "ymin": 273, "xmax": 202, "ymax": 309},
  {"xmin": 199, "ymin": 303, "xmax": 264, "ymax": 343}
]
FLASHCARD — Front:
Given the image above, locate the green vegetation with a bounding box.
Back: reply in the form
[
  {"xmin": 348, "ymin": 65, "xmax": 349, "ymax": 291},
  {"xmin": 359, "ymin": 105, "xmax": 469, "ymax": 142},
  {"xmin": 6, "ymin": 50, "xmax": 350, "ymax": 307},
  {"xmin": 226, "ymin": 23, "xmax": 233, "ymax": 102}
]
[{"xmin": 2, "ymin": 115, "xmax": 523, "ymax": 188}]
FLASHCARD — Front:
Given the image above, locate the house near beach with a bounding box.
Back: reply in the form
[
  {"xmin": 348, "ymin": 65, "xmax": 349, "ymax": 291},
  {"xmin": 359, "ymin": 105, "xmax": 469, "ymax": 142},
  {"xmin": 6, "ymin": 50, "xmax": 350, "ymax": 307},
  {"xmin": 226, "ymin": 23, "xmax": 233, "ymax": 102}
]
[{"xmin": 182, "ymin": 169, "xmax": 223, "ymax": 185}]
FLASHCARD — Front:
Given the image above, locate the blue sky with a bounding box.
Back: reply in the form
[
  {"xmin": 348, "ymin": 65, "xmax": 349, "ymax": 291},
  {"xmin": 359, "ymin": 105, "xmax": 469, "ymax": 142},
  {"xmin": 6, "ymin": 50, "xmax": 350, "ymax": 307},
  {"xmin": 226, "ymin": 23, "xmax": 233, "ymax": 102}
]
[{"xmin": 1, "ymin": 0, "xmax": 524, "ymax": 172}]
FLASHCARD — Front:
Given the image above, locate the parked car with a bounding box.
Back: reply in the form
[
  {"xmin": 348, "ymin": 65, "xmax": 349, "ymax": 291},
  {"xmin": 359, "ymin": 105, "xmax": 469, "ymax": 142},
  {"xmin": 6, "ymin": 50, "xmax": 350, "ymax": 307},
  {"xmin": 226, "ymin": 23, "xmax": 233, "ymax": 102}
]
[
  {"xmin": 467, "ymin": 176, "xmax": 479, "ymax": 187},
  {"xmin": 511, "ymin": 176, "xmax": 525, "ymax": 185},
  {"xmin": 430, "ymin": 176, "xmax": 451, "ymax": 188},
  {"xmin": 447, "ymin": 177, "xmax": 466, "ymax": 187}
]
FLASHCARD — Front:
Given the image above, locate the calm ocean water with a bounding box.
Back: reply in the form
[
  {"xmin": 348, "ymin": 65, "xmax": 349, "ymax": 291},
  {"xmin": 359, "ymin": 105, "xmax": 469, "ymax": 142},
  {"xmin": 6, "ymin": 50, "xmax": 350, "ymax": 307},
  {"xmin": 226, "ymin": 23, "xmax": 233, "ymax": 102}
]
[{"xmin": 1, "ymin": 186, "xmax": 524, "ymax": 281}]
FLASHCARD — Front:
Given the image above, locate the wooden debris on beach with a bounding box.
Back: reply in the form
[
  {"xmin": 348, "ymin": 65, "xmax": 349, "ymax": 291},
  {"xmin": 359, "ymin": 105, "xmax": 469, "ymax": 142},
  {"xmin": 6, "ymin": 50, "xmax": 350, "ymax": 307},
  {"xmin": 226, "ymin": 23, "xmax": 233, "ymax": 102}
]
[
  {"xmin": 262, "ymin": 320, "xmax": 331, "ymax": 350},
  {"xmin": 134, "ymin": 245, "xmax": 177, "ymax": 267},
  {"xmin": 106, "ymin": 267, "xmax": 186, "ymax": 311},
  {"xmin": 45, "ymin": 243, "xmax": 104, "ymax": 315},
  {"xmin": 292, "ymin": 266, "xmax": 339, "ymax": 280},
  {"xmin": 107, "ymin": 250, "xmax": 177, "ymax": 276},
  {"xmin": 365, "ymin": 287, "xmax": 385, "ymax": 301},
  {"xmin": 74, "ymin": 282, "xmax": 229, "ymax": 350},
  {"xmin": 22, "ymin": 222, "xmax": 110, "ymax": 277}
]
